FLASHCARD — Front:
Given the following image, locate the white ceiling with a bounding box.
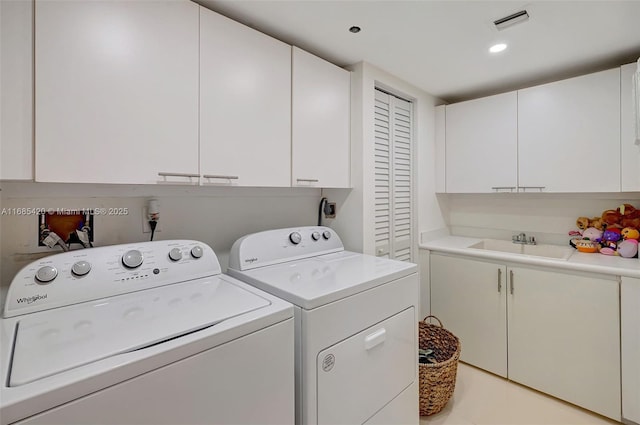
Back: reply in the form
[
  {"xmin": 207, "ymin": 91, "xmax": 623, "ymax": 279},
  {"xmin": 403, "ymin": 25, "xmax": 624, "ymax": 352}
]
[{"xmin": 197, "ymin": 0, "xmax": 640, "ymax": 103}]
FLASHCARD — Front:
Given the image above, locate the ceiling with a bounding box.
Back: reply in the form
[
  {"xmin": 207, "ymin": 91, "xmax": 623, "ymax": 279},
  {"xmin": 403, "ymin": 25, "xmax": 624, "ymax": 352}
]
[{"xmin": 197, "ymin": 0, "xmax": 640, "ymax": 103}]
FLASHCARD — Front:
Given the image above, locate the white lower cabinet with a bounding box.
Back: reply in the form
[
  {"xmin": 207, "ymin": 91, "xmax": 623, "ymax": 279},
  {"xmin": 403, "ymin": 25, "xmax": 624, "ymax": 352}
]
[
  {"xmin": 430, "ymin": 253, "xmax": 621, "ymax": 420},
  {"xmin": 430, "ymin": 255, "xmax": 507, "ymax": 377},
  {"xmin": 621, "ymin": 277, "xmax": 640, "ymax": 424},
  {"xmin": 507, "ymin": 266, "xmax": 620, "ymax": 420}
]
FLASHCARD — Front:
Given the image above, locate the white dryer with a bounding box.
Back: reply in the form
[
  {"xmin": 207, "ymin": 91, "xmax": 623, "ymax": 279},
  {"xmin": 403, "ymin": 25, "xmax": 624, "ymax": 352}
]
[
  {"xmin": 0, "ymin": 240, "xmax": 294, "ymax": 425},
  {"xmin": 228, "ymin": 226, "xmax": 419, "ymax": 425}
]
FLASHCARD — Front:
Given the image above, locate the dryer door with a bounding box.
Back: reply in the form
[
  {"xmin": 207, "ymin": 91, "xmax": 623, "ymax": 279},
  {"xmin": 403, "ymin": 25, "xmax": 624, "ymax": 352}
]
[{"xmin": 316, "ymin": 307, "xmax": 416, "ymax": 424}]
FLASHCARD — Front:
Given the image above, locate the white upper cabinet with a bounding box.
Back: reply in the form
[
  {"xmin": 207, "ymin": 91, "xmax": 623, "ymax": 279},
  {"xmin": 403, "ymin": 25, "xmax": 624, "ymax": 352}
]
[
  {"xmin": 199, "ymin": 7, "xmax": 291, "ymax": 187},
  {"xmin": 434, "ymin": 105, "xmax": 446, "ymax": 193},
  {"xmin": 518, "ymin": 68, "xmax": 621, "ymax": 192},
  {"xmin": 621, "ymin": 62, "xmax": 640, "ymax": 192},
  {"xmin": 292, "ymin": 47, "xmax": 350, "ymax": 188},
  {"xmin": 35, "ymin": 0, "xmax": 199, "ymax": 184},
  {"xmin": 445, "ymin": 92, "xmax": 518, "ymax": 193},
  {"xmin": 1, "ymin": 0, "xmax": 33, "ymax": 180}
]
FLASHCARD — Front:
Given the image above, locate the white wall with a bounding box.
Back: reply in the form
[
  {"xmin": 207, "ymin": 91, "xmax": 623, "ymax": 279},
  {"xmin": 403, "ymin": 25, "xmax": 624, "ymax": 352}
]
[
  {"xmin": 444, "ymin": 192, "xmax": 640, "ymax": 245},
  {"xmin": 0, "ymin": 182, "xmax": 321, "ymax": 286}
]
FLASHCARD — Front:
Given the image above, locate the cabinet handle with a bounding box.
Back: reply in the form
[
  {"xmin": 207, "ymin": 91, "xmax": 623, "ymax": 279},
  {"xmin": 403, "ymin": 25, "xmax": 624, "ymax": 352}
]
[
  {"xmin": 510, "ymin": 270, "xmax": 514, "ymax": 294},
  {"xmin": 491, "ymin": 186, "xmax": 516, "ymax": 192},
  {"xmin": 296, "ymin": 178, "xmax": 319, "ymax": 183},
  {"xmin": 202, "ymin": 174, "xmax": 239, "ymax": 180},
  {"xmin": 158, "ymin": 172, "xmax": 199, "ymax": 178},
  {"xmin": 518, "ymin": 186, "xmax": 546, "ymax": 192},
  {"xmin": 498, "ymin": 269, "xmax": 502, "ymax": 293}
]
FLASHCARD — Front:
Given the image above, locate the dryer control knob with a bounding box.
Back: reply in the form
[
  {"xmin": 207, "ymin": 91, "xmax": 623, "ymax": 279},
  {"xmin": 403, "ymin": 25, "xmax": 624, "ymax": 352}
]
[
  {"xmin": 311, "ymin": 231, "xmax": 321, "ymax": 241},
  {"xmin": 35, "ymin": 266, "xmax": 58, "ymax": 284},
  {"xmin": 289, "ymin": 232, "xmax": 302, "ymax": 245},
  {"xmin": 122, "ymin": 250, "xmax": 143, "ymax": 269},
  {"xmin": 71, "ymin": 261, "xmax": 91, "ymax": 277},
  {"xmin": 168, "ymin": 248, "xmax": 183, "ymax": 262},
  {"xmin": 191, "ymin": 246, "xmax": 204, "ymax": 259},
  {"xmin": 322, "ymin": 230, "xmax": 332, "ymax": 240}
]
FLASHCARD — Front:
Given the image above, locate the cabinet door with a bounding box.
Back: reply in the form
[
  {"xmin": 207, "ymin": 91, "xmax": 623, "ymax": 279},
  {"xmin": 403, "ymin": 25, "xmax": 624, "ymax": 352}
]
[
  {"xmin": 1, "ymin": 0, "xmax": 33, "ymax": 180},
  {"xmin": 199, "ymin": 7, "xmax": 291, "ymax": 187},
  {"xmin": 621, "ymin": 277, "xmax": 640, "ymax": 424},
  {"xmin": 35, "ymin": 0, "xmax": 199, "ymax": 184},
  {"xmin": 445, "ymin": 92, "xmax": 517, "ymax": 193},
  {"xmin": 292, "ymin": 47, "xmax": 350, "ymax": 188},
  {"xmin": 518, "ymin": 69, "xmax": 621, "ymax": 192},
  {"xmin": 508, "ymin": 266, "xmax": 620, "ymax": 420},
  {"xmin": 621, "ymin": 63, "xmax": 640, "ymax": 192},
  {"xmin": 430, "ymin": 254, "xmax": 507, "ymax": 377}
]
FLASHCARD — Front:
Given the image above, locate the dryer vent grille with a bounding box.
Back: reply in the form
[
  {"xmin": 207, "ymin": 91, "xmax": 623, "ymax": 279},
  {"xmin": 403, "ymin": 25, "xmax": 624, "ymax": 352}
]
[{"xmin": 494, "ymin": 10, "xmax": 529, "ymax": 30}]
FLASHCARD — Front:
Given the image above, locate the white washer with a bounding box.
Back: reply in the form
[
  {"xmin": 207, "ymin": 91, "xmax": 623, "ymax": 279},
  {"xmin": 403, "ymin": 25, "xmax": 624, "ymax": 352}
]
[
  {"xmin": 1, "ymin": 240, "xmax": 294, "ymax": 425},
  {"xmin": 228, "ymin": 226, "xmax": 419, "ymax": 425}
]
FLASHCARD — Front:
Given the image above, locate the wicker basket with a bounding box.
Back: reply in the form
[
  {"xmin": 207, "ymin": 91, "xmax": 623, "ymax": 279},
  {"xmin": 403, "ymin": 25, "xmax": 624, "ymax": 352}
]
[{"xmin": 418, "ymin": 315, "xmax": 461, "ymax": 416}]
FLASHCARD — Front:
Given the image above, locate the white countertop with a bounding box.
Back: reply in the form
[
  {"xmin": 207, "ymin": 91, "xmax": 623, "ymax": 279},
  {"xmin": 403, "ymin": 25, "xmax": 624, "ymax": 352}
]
[{"xmin": 420, "ymin": 236, "xmax": 640, "ymax": 279}]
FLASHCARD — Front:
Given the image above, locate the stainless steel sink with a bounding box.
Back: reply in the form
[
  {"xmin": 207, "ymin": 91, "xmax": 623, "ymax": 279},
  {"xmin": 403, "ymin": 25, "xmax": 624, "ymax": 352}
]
[{"xmin": 469, "ymin": 239, "xmax": 573, "ymax": 260}]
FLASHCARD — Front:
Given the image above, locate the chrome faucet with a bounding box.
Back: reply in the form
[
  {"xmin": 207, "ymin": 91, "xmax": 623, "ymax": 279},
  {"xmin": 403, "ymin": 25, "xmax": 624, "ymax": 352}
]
[{"xmin": 512, "ymin": 232, "xmax": 536, "ymax": 245}]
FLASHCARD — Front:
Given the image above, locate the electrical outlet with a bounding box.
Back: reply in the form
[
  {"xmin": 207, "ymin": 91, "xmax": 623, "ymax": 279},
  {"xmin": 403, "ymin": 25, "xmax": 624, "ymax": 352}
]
[
  {"xmin": 142, "ymin": 206, "xmax": 161, "ymax": 234},
  {"xmin": 326, "ymin": 202, "xmax": 336, "ymax": 219}
]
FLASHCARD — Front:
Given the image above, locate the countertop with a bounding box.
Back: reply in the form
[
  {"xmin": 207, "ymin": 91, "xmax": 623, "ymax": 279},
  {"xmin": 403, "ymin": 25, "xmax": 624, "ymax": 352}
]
[{"xmin": 420, "ymin": 236, "xmax": 640, "ymax": 279}]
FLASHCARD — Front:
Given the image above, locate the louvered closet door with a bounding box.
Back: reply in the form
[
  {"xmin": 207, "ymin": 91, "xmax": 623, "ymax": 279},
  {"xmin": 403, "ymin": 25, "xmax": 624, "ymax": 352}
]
[{"xmin": 374, "ymin": 89, "xmax": 413, "ymax": 262}]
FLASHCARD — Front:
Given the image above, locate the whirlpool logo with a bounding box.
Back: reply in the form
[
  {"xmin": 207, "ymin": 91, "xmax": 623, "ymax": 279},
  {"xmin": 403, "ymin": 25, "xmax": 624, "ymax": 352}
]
[
  {"xmin": 16, "ymin": 294, "xmax": 48, "ymax": 304},
  {"xmin": 244, "ymin": 258, "xmax": 258, "ymax": 264}
]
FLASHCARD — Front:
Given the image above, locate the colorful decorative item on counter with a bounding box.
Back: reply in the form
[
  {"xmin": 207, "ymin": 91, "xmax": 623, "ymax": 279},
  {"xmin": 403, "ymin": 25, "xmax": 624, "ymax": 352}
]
[
  {"xmin": 575, "ymin": 239, "xmax": 599, "ymax": 253},
  {"xmin": 576, "ymin": 216, "xmax": 603, "ymax": 231},
  {"xmin": 582, "ymin": 227, "xmax": 603, "ymax": 241},
  {"xmin": 621, "ymin": 227, "xmax": 640, "ymax": 241},
  {"xmin": 601, "ymin": 228, "xmax": 622, "ymax": 243},
  {"xmin": 617, "ymin": 239, "xmax": 639, "ymax": 258},
  {"xmin": 571, "ymin": 203, "xmax": 639, "ymax": 258}
]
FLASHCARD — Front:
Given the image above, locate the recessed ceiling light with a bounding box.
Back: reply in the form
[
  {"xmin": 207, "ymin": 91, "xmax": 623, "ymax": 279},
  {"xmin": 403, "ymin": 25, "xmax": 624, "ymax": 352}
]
[
  {"xmin": 489, "ymin": 43, "xmax": 507, "ymax": 53},
  {"xmin": 349, "ymin": 26, "xmax": 361, "ymax": 34}
]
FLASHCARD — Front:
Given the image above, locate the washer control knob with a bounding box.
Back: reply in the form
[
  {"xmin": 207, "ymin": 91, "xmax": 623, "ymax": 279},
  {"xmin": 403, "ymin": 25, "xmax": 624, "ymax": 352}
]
[
  {"xmin": 191, "ymin": 246, "xmax": 204, "ymax": 259},
  {"xmin": 289, "ymin": 232, "xmax": 302, "ymax": 245},
  {"xmin": 168, "ymin": 248, "xmax": 183, "ymax": 262},
  {"xmin": 122, "ymin": 250, "xmax": 143, "ymax": 269},
  {"xmin": 322, "ymin": 230, "xmax": 332, "ymax": 240},
  {"xmin": 35, "ymin": 266, "xmax": 58, "ymax": 284},
  {"xmin": 311, "ymin": 231, "xmax": 321, "ymax": 241},
  {"xmin": 71, "ymin": 261, "xmax": 91, "ymax": 277}
]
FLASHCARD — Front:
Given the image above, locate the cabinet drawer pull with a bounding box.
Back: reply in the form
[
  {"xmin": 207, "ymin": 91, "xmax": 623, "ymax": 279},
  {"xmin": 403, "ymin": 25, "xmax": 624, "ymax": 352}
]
[
  {"xmin": 203, "ymin": 174, "xmax": 239, "ymax": 180},
  {"xmin": 491, "ymin": 186, "xmax": 516, "ymax": 192},
  {"xmin": 498, "ymin": 269, "xmax": 502, "ymax": 293},
  {"xmin": 296, "ymin": 178, "xmax": 319, "ymax": 183},
  {"xmin": 158, "ymin": 172, "xmax": 199, "ymax": 178},
  {"xmin": 518, "ymin": 186, "xmax": 546, "ymax": 192},
  {"xmin": 510, "ymin": 270, "xmax": 514, "ymax": 294}
]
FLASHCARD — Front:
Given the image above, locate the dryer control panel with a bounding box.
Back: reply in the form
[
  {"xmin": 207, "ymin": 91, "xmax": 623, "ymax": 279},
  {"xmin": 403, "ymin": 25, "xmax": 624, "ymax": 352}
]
[
  {"xmin": 229, "ymin": 226, "xmax": 344, "ymax": 271},
  {"xmin": 4, "ymin": 240, "xmax": 221, "ymax": 318}
]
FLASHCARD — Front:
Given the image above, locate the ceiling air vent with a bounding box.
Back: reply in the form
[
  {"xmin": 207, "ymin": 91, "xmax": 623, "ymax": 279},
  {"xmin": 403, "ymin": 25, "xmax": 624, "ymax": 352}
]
[{"xmin": 494, "ymin": 10, "xmax": 529, "ymax": 30}]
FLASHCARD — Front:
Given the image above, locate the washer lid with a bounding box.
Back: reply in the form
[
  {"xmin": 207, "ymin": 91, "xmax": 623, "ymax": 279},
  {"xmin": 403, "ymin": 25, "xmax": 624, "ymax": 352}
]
[
  {"xmin": 8, "ymin": 276, "xmax": 270, "ymax": 387},
  {"xmin": 229, "ymin": 251, "xmax": 417, "ymax": 309}
]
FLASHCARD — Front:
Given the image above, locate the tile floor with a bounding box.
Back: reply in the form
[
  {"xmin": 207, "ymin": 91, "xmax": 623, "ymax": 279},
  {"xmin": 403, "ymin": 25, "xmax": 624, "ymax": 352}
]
[{"xmin": 420, "ymin": 363, "xmax": 620, "ymax": 425}]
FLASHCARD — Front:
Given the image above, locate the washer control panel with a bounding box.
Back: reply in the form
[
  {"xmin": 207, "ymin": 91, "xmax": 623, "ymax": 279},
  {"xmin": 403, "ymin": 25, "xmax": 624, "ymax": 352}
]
[
  {"xmin": 4, "ymin": 240, "xmax": 221, "ymax": 318},
  {"xmin": 229, "ymin": 226, "xmax": 344, "ymax": 271}
]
